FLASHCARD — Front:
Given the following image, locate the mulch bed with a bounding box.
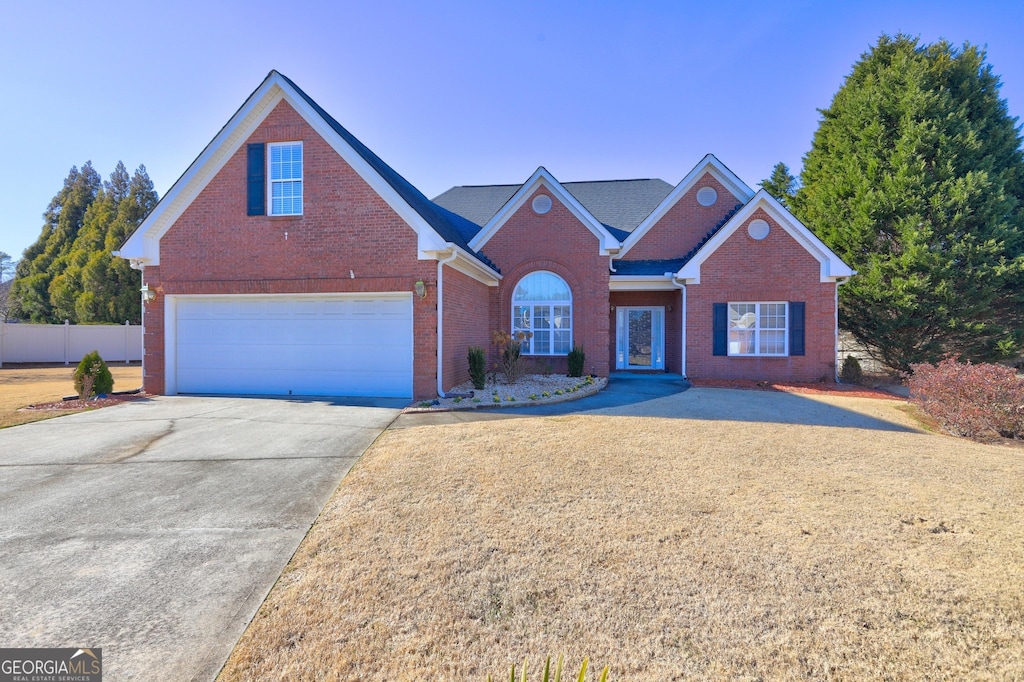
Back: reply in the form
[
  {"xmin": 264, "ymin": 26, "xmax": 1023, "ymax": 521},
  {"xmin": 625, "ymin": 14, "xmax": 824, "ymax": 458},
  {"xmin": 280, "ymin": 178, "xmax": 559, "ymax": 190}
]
[
  {"xmin": 23, "ymin": 393, "xmax": 150, "ymax": 412},
  {"xmin": 689, "ymin": 378, "xmax": 905, "ymax": 400}
]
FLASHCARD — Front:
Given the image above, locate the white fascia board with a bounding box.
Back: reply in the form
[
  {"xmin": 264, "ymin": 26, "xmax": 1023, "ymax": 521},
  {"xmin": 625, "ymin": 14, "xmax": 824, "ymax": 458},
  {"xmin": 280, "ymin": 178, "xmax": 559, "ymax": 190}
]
[
  {"xmin": 120, "ymin": 76, "xmax": 286, "ymax": 264},
  {"xmin": 675, "ymin": 190, "xmax": 855, "ymax": 284},
  {"xmin": 119, "ymin": 72, "xmax": 448, "ymax": 265},
  {"xmin": 424, "ymin": 243, "xmax": 501, "ymax": 286},
  {"xmin": 609, "ymin": 275, "xmax": 677, "ymax": 291},
  {"xmin": 469, "ymin": 167, "xmax": 620, "ymax": 254},
  {"xmin": 618, "ymin": 154, "xmax": 756, "ymax": 258}
]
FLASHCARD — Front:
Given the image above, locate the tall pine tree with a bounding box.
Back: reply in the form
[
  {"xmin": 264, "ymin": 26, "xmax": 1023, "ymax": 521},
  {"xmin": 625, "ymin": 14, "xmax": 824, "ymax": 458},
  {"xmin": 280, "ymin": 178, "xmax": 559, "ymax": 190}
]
[
  {"xmin": 794, "ymin": 34, "xmax": 1024, "ymax": 371},
  {"xmin": 10, "ymin": 162, "xmax": 157, "ymax": 324},
  {"xmin": 760, "ymin": 162, "xmax": 797, "ymax": 207}
]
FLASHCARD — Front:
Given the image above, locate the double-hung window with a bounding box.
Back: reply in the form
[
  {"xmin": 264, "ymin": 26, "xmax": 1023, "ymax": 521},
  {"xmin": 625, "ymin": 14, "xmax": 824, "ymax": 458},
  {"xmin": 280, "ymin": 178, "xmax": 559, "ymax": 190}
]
[
  {"xmin": 269, "ymin": 142, "xmax": 303, "ymax": 215},
  {"xmin": 512, "ymin": 271, "xmax": 572, "ymax": 355},
  {"xmin": 728, "ymin": 302, "xmax": 788, "ymax": 356}
]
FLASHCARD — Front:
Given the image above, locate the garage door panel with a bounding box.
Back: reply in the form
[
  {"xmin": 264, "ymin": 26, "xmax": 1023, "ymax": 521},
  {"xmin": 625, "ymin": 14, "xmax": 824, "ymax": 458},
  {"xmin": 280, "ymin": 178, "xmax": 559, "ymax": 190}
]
[{"xmin": 174, "ymin": 295, "xmax": 413, "ymax": 398}]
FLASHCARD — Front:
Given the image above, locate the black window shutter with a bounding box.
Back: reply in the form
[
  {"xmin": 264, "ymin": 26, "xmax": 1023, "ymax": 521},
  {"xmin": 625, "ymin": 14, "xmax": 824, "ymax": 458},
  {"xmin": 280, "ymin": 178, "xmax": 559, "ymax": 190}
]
[
  {"xmin": 713, "ymin": 303, "xmax": 728, "ymax": 356},
  {"xmin": 247, "ymin": 143, "xmax": 265, "ymax": 216},
  {"xmin": 789, "ymin": 302, "xmax": 806, "ymax": 356}
]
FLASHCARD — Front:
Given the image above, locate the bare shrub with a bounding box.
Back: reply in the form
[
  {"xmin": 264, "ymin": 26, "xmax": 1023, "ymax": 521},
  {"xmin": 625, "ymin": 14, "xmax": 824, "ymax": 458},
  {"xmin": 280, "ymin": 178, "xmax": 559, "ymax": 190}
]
[
  {"xmin": 909, "ymin": 358, "xmax": 1024, "ymax": 439},
  {"xmin": 492, "ymin": 330, "xmax": 532, "ymax": 385}
]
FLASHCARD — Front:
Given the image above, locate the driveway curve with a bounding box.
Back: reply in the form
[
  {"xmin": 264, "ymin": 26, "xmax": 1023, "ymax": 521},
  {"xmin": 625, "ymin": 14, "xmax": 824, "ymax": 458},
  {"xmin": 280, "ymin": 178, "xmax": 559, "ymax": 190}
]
[{"xmin": 0, "ymin": 395, "xmax": 403, "ymax": 681}]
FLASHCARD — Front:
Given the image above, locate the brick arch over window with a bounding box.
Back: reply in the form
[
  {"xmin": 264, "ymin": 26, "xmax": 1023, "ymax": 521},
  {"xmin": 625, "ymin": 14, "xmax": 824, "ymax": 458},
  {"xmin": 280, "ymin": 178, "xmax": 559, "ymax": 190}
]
[{"xmin": 511, "ymin": 271, "xmax": 573, "ymax": 355}]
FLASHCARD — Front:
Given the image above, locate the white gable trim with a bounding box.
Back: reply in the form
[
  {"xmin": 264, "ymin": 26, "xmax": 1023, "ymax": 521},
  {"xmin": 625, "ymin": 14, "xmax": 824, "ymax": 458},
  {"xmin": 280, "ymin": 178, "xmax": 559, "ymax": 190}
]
[
  {"xmin": 675, "ymin": 189, "xmax": 855, "ymax": 284},
  {"xmin": 618, "ymin": 154, "xmax": 755, "ymax": 258},
  {"xmin": 119, "ymin": 71, "xmax": 450, "ymax": 265},
  {"xmin": 468, "ymin": 167, "xmax": 621, "ymax": 255},
  {"xmin": 422, "ymin": 243, "xmax": 502, "ymax": 286}
]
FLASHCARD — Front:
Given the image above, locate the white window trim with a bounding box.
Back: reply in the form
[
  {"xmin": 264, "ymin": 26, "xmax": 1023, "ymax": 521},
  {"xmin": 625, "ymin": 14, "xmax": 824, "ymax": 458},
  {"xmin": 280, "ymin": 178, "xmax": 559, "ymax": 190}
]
[
  {"xmin": 728, "ymin": 301, "xmax": 788, "ymax": 357},
  {"xmin": 511, "ymin": 271, "xmax": 573, "ymax": 356},
  {"xmin": 268, "ymin": 141, "xmax": 303, "ymax": 216}
]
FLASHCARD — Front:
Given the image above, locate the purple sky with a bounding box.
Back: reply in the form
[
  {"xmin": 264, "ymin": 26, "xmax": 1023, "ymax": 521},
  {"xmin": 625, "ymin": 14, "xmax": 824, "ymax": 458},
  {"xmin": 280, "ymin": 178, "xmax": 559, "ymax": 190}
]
[{"xmin": 2, "ymin": 0, "xmax": 1022, "ymax": 266}]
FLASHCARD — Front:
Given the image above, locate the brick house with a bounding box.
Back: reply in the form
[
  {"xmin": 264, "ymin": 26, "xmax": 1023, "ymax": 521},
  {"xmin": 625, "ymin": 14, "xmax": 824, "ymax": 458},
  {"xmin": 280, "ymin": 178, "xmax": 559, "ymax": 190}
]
[{"xmin": 119, "ymin": 71, "xmax": 853, "ymax": 399}]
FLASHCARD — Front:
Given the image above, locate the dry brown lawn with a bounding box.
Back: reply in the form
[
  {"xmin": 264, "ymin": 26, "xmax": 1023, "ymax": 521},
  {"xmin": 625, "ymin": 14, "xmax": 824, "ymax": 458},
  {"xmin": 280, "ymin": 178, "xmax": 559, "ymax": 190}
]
[
  {"xmin": 0, "ymin": 363, "xmax": 142, "ymax": 428},
  {"xmin": 219, "ymin": 390, "xmax": 1024, "ymax": 680}
]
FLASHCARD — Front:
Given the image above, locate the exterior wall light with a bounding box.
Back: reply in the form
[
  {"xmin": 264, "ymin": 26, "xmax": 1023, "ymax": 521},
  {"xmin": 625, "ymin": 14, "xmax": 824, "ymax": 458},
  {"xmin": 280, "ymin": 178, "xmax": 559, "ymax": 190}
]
[
  {"xmin": 141, "ymin": 284, "xmax": 156, "ymax": 303},
  {"xmin": 414, "ymin": 280, "xmax": 427, "ymax": 299}
]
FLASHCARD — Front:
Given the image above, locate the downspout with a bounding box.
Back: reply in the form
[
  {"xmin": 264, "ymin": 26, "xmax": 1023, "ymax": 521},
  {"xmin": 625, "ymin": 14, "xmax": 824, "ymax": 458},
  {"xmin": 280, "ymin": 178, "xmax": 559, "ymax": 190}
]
[
  {"xmin": 670, "ymin": 274, "xmax": 687, "ymax": 379},
  {"xmin": 834, "ymin": 276, "xmax": 850, "ymax": 382},
  {"xmin": 436, "ymin": 247, "xmax": 458, "ymax": 398}
]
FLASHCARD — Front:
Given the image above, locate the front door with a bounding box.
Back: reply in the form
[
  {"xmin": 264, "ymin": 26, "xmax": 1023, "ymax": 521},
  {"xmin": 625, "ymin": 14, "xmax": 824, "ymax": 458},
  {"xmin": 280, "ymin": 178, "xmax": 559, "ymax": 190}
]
[{"xmin": 616, "ymin": 307, "xmax": 665, "ymax": 370}]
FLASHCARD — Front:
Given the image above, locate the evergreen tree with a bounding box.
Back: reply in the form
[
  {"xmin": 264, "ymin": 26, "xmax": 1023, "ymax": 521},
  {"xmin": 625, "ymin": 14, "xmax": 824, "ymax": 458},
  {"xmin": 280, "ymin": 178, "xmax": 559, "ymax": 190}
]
[
  {"xmin": 0, "ymin": 251, "xmax": 13, "ymax": 281},
  {"xmin": 794, "ymin": 34, "xmax": 1024, "ymax": 371},
  {"xmin": 760, "ymin": 162, "xmax": 797, "ymax": 206},
  {"xmin": 10, "ymin": 162, "xmax": 157, "ymax": 324}
]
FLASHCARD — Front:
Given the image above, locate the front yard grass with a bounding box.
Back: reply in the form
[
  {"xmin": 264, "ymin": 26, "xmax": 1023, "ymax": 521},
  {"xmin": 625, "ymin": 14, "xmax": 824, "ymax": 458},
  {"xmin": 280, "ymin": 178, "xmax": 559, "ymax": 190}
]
[
  {"xmin": 0, "ymin": 363, "xmax": 142, "ymax": 428},
  {"xmin": 219, "ymin": 390, "xmax": 1024, "ymax": 680}
]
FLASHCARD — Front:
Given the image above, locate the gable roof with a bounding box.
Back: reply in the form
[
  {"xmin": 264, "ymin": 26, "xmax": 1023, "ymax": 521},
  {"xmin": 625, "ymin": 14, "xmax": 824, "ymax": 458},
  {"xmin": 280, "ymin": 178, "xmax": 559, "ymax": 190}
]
[
  {"xmin": 618, "ymin": 154, "xmax": 755, "ymax": 258},
  {"xmin": 434, "ymin": 178, "xmax": 673, "ymax": 238},
  {"xmin": 675, "ymin": 189, "xmax": 855, "ymax": 283},
  {"xmin": 119, "ymin": 71, "xmax": 499, "ymax": 282},
  {"xmin": 467, "ymin": 168, "xmax": 622, "ymax": 254}
]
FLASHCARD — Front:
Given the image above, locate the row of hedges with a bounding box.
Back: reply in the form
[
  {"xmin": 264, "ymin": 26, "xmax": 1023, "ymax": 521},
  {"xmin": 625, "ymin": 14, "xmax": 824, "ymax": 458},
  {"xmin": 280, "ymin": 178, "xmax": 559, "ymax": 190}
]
[{"xmin": 909, "ymin": 358, "xmax": 1024, "ymax": 440}]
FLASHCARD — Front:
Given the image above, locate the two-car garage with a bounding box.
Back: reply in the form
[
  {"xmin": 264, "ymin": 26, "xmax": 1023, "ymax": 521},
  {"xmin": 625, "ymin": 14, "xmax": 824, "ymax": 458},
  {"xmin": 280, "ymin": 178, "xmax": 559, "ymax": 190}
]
[{"xmin": 167, "ymin": 294, "xmax": 414, "ymax": 398}]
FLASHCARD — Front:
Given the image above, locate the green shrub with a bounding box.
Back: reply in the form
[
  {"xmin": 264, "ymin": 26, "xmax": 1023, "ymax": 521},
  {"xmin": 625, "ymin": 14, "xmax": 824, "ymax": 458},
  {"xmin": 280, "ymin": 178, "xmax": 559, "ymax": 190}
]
[
  {"xmin": 840, "ymin": 356, "xmax": 863, "ymax": 383},
  {"xmin": 567, "ymin": 345, "xmax": 585, "ymax": 377},
  {"xmin": 73, "ymin": 351, "xmax": 113, "ymax": 399},
  {"xmin": 468, "ymin": 346, "xmax": 487, "ymax": 390}
]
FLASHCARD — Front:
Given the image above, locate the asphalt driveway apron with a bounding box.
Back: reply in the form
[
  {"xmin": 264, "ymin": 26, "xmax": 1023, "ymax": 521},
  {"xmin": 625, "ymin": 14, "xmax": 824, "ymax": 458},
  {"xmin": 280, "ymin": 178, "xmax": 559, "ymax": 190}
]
[{"xmin": 0, "ymin": 395, "xmax": 402, "ymax": 681}]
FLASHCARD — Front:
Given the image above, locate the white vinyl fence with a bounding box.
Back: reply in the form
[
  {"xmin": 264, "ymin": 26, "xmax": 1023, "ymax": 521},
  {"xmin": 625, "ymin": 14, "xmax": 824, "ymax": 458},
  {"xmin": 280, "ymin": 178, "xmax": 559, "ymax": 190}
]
[{"xmin": 0, "ymin": 321, "xmax": 141, "ymax": 367}]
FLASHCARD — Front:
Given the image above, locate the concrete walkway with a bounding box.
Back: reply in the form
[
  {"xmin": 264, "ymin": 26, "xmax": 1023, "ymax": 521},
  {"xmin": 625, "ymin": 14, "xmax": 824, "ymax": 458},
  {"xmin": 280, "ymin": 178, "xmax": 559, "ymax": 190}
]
[
  {"xmin": 392, "ymin": 372, "xmax": 690, "ymax": 428},
  {"xmin": 0, "ymin": 395, "xmax": 403, "ymax": 681}
]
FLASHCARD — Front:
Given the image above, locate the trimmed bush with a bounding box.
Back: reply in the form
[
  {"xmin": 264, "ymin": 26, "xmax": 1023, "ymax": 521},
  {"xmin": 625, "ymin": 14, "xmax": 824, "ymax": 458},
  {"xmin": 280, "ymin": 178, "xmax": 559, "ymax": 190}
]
[
  {"xmin": 468, "ymin": 345, "xmax": 487, "ymax": 390},
  {"xmin": 909, "ymin": 358, "xmax": 1024, "ymax": 439},
  {"xmin": 73, "ymin": 350, "xmax": 114, "ymax": 398},
  {"xmin": 840, "ymin": 355, "xmax": 863, "ymax": 383},
  {"xmin": 567, "ymin": 345, "xmax": 585, "ymax": 377}
]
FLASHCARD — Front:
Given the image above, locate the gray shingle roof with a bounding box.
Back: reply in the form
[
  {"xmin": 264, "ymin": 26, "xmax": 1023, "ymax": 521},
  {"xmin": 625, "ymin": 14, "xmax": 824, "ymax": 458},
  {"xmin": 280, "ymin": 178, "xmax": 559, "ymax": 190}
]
[{"xmin": 432, "ymin": 178, "xmax": 674, "ymax": 235}]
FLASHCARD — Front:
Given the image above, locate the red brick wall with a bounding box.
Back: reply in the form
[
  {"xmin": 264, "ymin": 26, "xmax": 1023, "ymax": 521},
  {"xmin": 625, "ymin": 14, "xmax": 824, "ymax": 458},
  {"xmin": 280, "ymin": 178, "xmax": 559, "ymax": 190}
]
[
  {"xmin": 685, "ymin": 210, "xmax": 837, "ymax": 382},
  {"xmin": 608, "ymin": 290, "xmax": 682, "ymax": 374},
  {"xmin": 482, "ymin": 187, "xmax": 610, "ymax": 378},
  {"xmin": 622, "ymin": 173, "xmax": 742, "ymax": 261},
  {"xmin": 154, "ymin": 99, "xmax": 439, "ymax": 398},
  {"xmin": 442, "ymin": 266, "xmax": 491, "ymax": 390},
  {"xmin": 141, "ymin": 265, "xmax": 165, "ymax": 394}
]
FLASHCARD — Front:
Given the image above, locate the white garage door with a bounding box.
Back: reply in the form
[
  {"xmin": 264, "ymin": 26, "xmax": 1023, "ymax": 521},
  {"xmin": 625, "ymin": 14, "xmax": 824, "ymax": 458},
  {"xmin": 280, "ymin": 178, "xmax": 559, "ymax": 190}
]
[{"xmin": 173, "ymin": 294, "xmax": 413, "ymax": 398}]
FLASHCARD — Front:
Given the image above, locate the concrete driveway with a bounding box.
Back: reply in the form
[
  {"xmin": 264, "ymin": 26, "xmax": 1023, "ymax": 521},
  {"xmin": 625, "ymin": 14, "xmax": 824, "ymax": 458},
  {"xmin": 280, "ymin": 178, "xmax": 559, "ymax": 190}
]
[{"xmin": 0, "ymin": 395, "xmax": 404, "ymax": 681}]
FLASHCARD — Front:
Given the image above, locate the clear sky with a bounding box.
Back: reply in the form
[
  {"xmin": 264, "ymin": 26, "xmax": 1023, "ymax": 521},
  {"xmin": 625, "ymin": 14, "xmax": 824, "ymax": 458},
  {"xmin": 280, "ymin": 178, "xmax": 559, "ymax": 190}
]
[{"xmin": 2, "ymin": 0, "xmax": 1022, "ymax": 265}]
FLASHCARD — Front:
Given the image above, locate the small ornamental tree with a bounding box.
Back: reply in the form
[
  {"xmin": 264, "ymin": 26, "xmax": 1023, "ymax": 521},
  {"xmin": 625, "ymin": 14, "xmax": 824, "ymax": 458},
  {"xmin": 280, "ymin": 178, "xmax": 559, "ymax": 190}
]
[
  {"xmin": 74, "ymin": 350, "xmax": 114, "ymax": 398},
  {"xmin": 492, "ymin": 330, "xmax": 531, "ymax": 384}
]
